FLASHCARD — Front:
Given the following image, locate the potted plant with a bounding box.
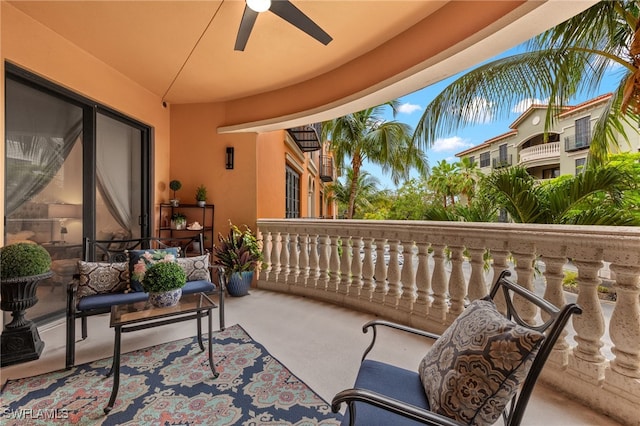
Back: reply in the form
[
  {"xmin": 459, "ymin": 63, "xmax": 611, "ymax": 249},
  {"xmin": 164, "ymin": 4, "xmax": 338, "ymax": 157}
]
[
  {"xmin": 141, "ymin": 261, "xmax": 186, "ymax": 307},
  {"xmin": 169, "ymin": 179, "xmax": 182, "ymax": 206},
  {"xmin": 213, "ymin": 223, "xmax": 263, "ymax": 296},
  {"xmin": 0, "ymin": 242, "xmax": 52, "ymax": 366},
  {"xmin": 195, "ymin": 184, "xmax": 207, "ymax": 207},
  {"xmin": 171, "ymin": 212, "xmax": 187, "ymax": 230}
]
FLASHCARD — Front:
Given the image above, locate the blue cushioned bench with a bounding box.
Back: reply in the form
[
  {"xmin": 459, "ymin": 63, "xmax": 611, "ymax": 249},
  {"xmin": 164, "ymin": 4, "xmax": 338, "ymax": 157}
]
[{"xmin": 66, "ymin": 234, "xmax": 225, "ymax": 369}]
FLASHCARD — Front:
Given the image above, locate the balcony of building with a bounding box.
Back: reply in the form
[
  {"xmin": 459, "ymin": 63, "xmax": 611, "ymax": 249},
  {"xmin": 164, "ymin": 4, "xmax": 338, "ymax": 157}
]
[
  {"xmin": 519, "ymin": 141, "xmax": 561, "ymax": 166},
  {"xmin": 319, "ymin": 154, "xmax": 334, "ymax": 183},
  {"xmin": 286, "ymin": 123, "xmax": 323, "ymax": 152},
  {"xmin": 256, "ymin": 219, "xmax": 640, "ymax": 426},
  {"xmin": 492, "ymin": 154, "xmax": 513, "ymax": 169},
  {"xmin": 564, "ymin": 135, "xmax": 591, "ymax": 152}
]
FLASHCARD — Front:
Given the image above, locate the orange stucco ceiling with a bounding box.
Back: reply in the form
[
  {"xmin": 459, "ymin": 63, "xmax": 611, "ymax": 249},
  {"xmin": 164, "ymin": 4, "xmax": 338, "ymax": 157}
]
[{"xmin": 7, "ymin": 0, "xmax": 597, "ymax": 132}]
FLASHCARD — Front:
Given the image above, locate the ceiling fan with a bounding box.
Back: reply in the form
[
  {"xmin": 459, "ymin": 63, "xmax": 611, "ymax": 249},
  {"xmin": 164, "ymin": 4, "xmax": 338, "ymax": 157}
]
[{"xmin": 235, "ymin": 0, "xmax": 333, "ymax": 51}]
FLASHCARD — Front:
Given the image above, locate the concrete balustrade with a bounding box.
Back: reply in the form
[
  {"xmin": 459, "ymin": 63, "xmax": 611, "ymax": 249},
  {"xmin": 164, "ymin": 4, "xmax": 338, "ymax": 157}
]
[
  {"xmin": 519, "ymin": 141, "xmax": 561, "ymax": 164},
  {"xmin": 256, "ymin": 219, "xmax": 640, "ymax": 425}
]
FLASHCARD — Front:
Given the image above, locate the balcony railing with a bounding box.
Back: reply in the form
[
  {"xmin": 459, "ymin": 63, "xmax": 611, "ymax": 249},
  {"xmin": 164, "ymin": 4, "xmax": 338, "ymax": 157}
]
[
  {"xmin": 564, "ymin": 135, "xmax": 591, "ymax": 152},
  {"xmin": 287, "ymin": 123, "xmax": 322, "ymax": 152},
  {"xmin": 256, "ymin": 219, "xmax": 640, "ymax": 426},
  {"xmin": 319, "ymin": 155, "xmax": 334, "ymax": 182},
  {"xmin": 492, "ymin": 154, "xmax": 512, "ymax": 169},
  {"xmin": 519, "ymin": 142, "xmax": 560, "ymax": 164}
]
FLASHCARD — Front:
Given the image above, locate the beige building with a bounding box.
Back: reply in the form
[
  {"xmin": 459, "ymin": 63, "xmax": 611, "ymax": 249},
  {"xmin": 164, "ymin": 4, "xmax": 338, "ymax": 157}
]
[{"xmin": 456, "ymin": 94, "xmax": 640, "ymax": 177}]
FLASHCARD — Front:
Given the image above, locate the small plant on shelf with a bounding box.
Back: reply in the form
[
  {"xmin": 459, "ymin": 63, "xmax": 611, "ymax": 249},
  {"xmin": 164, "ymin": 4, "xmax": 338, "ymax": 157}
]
[
  {"xmin": 195, "ymin": 184, "xmax": 207, "ymax": 207},
  {"xmin": 171, "ymin": 212, "xmax": 187, "ymax": 230},
  {"xmin": 169, "ymin": 180, "xmax": 182, "ymax": 206}
]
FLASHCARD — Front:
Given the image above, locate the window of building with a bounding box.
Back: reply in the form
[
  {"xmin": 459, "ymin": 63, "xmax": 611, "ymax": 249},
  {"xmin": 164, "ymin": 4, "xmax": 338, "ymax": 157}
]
[
  {"xmin": 479, "ymin": 152, "xmax": 490, "ymax": 168},
  {"xmin": 469, "ymin": 156, "xmax": 475, "ymax": 165},
  {"xmin": 542, "ymin": 168, "xmax": 560, "ymax": 179},
  {"xmin": 498, "ymin": 144, "xmax": 508, "ymax": 161},
  {"xmin": 575, "ymin": 158, "xmax": 587, "ymax": 175},
  {"xmin": 575, "ymin": 116, "xmax": 591, "ymax": 147},
  {"xmin": 285, "ymin": 165, "xmax": 300, "ymax": 218}
]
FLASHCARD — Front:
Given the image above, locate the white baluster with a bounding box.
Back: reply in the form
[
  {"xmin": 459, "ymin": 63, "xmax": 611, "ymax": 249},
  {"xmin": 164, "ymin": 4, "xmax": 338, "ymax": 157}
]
[
  {"xmin": 262, "ymin": 231, "xmax": 272, "ymax": 281},
  {"xmin": 608, "ymin": 263, "xmax": 640, "ymax": 378},
  {"xmin": 412, "ymin": 242, "xmax": 431, "ymax": 318},
  {"xmin": 278, "ymin": 232, "xmax": 290, "ymax": 283},
  {"xmin": 398, "ymin": 240, "xmax": 416, "ymax": 313},
  {"xmin": 271, "ymin": 232, "xmax": 281, "ymax": 283},
  {"xmin": 385, "ymin": 240, "xmax": 401, "ymax": 309},
  {"xmin": 447, "ymin": 246, "xmax": 466, "ymax": 320},
  {"xmin": 308, "ymin": 234, "xmax": 320, "ymax": 289},
  {"xmin": 299, "ymin": 233, "xmax": 309, "ymax": 287},
  {"xmin": 511, "ymin": 247, "xmax": 537, "ymax": 324},
  {"xmin": 339, "ymin": 236, "xmax": 352, "ymax": 295},
  {"xmin": 467, "ymin": 247, "xmax": 487, "ymax": 301},
  {"xmin": 429, "ymin": 243, "xmax": 448, "ymax": 323},
  {"xmin": 350, "ymin": 237, "xmax": 363, "ymax": 297},
  {"xmin": 372, "ymin": 238, "xmax": 388, "ymax": 305},
  {"xmin": 318, "ymin": 234, "xmax": 330, "ymax": 291},
  {"xmin": 289, "ymin": 233, "xmax": 300, "ymax": 286},
  {"xmin": 361, "ymin": 237, "xmax": 375, "ymax": 302},
  {"xmin": 489, "ymin": 249, "xmax": 509, "ymax": 315},
  {"xmin": 329, "ymin": 235, "xmax": 341, "ymax": 292}
]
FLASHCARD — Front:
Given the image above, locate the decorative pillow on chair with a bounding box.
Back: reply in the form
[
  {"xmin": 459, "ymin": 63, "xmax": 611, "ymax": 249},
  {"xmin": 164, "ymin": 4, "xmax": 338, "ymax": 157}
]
[
  {"xmin": 418, "ymin": 297, "xmax": 545, "ymax": 426},
  {"xmin": 77, "ymin": 261, "xmax": 129, "ymax": 297},
  {"xmin": 177, "ymin": 254, "xmax": 211, "ymax": 282},
  {"xmin": 127, "ymin": 248, "xmax": 179, "ymax": 292}
]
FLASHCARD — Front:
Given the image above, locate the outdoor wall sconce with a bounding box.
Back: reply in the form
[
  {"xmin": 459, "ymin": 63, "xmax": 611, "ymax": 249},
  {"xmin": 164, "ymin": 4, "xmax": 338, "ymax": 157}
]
[{"xmin": 226, "ymin": 147, "xmax": 234, "ymax": 170}]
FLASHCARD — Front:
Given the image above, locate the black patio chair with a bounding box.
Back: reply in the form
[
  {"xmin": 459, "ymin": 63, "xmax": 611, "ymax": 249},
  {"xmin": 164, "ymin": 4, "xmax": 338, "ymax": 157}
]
[{"xmin": 332, "ymin": 270, "xmax": 582, "ymax": 426}]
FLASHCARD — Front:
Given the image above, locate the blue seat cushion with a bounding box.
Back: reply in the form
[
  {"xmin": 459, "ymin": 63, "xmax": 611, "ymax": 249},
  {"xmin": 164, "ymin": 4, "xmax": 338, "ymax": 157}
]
[
  {"xmin": 341, "ymin": 359, "xmax": 429, "ymax": 426},
  {"xmin": 77, "ymin": 280, "xmax": 216, "ymax": 311}
]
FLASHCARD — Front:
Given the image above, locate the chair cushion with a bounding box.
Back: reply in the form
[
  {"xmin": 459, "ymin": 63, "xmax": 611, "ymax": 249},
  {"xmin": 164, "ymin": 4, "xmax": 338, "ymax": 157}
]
[
  {"xmin": 177, "ymin": 254, "xmax": 211, "ymax": 282},
  {"xmin": 77, "ymin": 280, "xmax": 215, "ymax": 311},
  {"xmin": 418, "ymin": 297, "xmax": 544, "ymax": 426},
  {"xmin": 341, "ymin": 359, "xmax": 429, "ymax": 426},
  {"xmin": 127, "ymin": 248, "xmax": 179, "ymax": 292},
  {"xmin": 77, "ymin": 261, "xmax": 129, "ymax": 297}
]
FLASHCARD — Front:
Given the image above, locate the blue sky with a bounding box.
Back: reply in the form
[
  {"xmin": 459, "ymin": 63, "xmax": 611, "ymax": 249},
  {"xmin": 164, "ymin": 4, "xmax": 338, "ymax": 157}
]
[{"xmin": 362, "ymin": 46, "xmax": 621, "ymax": 190}]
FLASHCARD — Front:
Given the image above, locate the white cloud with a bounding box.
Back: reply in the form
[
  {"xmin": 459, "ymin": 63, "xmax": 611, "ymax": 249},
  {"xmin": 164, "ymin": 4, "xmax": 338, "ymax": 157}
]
[
  {"xmin": 512, "ymin": 98, "xmax": 547, "ymax": 113},
  {"xmin": 457, "ymin": 97, "xmax": 493, "ymax": 124},
  {"xmin": 397, "ymin": 102, "xmax": 422, "ymax": 114},
  {"xmin": 432, "ymin": 136, "xmax": 474, "ymax": 153}
]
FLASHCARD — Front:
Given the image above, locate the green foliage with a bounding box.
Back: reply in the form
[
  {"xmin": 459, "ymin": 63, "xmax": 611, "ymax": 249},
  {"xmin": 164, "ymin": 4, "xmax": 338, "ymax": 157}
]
[
  {"xmin": 387, "ymin": 178, "xmax": 430, "ymax": 220},
  {"xmin": 213, "ymin": 223, "xmax": 263, "ymax": 277},
  {"xmin": 0, "ymin": 243, "xmax": 52, "ymax": 279},
  {"xmin": 169, "ymin": 179, "xmax": 182, "ymax": 199},
  {"xmin": 142, "ymin": 261, "xmax": 186, "ymax": 292},
  {"xmin": 563, "ymin": 270, "xmax": 578, "ymax": 288},
  {"xmin": 195, "ymin": 184, "xmax": 207, "ymax": 202},
  {"xmin": 171, "ymin": 213, "xmax": 187, "ymax": 222}
]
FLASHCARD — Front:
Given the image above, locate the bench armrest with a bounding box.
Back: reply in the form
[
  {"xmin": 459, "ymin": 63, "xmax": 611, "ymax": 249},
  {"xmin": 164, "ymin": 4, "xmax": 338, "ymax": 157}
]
[
  {"xmin": 360, "ymin": 319, "xmax": 440, "ymax": 362},
  {"xmin": 332, "ymin": 388, "xmax": 464, "ymax": 426}
]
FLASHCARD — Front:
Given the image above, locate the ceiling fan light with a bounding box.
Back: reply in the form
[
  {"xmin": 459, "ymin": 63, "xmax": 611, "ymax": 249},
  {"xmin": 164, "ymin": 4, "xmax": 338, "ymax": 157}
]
[{"xmin": 247, "ymin": 0, "xmax": 271, "ymax": 13}]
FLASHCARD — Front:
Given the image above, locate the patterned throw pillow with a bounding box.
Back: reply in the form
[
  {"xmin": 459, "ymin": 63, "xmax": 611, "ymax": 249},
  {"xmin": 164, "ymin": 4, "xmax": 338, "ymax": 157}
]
[
  {"xmin": 418, "ymin": 297, "xmax": 544, "ymax": 426},
  {"xmin": 127, "ymin": 248, "xmax": 179, "ymax": 292},
  {"xmin": 177, "ymin": 254, "xmax": 211, "ymax": 282},
  {"xmin": 77, "ymin": 261, "xmax": 129, "ymax": 297}
]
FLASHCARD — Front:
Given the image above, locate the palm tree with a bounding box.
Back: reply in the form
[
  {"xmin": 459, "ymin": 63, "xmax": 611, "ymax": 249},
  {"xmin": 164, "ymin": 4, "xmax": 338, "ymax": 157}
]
[
  {"xmin": 323, "ymin": 101, "xmax": 428, "ymax": 219},
  {"xmin": 327, "ymin": 168, "xmax": 381, "ymax": 219},
  {"xmin": 455, "ymin": 157, "xmax": 481, "ymax": 206},
  {"xmin": 413, "ymin": 1, "xmax": 640, "ymax": 167},
  {"xmin": 427, "ymin": 160, "xmax": 460, "ymax": 207},
  {"xmin": 483, "ymin": 164, "xmax": 638, "ymax": 225}
]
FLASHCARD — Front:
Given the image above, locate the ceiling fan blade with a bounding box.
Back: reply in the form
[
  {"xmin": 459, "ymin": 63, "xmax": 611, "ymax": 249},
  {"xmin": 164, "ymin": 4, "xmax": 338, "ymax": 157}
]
[
  {"xmin": 235, "ymin": 5, "xmax": 259, "ymax": 51},
  {"xmin": 269, "ymin": 0, "xmax": 332, "ymax": 45}
]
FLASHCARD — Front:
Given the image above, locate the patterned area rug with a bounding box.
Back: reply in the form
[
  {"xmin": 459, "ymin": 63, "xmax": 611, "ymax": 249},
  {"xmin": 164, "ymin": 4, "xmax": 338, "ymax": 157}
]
[{"xmin": 1, "ymin": 324, "xmax": 342, "ymax": 425}]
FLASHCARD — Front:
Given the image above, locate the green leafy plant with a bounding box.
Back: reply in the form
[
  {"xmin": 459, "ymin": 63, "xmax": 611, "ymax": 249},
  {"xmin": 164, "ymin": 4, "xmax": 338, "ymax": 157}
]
[
  {"xmin": 142, "ymin": 261, "xmax": 186, "ymax": 293},
  {"xmin": 0, "ymin": 243, "xmax": 52, "ymax": 279},
  {"xmin": 195, "ymin": 184, "xmax": 207, "ymax": 202},
  {"xmin": 169, "ymin": 180, "xmax": 182, "ymax": 199},
  {"xmin": 171, "ymin": 212, "xmax": 187, "ymax": 223},
  {"xmin": 213, "ymin": 223, "xmax": 263, "ymax": 277}
]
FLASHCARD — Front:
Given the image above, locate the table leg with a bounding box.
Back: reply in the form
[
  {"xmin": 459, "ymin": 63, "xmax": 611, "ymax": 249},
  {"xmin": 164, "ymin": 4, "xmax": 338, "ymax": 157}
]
[
  {"xmin": 208, "ymin": 309, "xmax": 218, "ymax": 378},
  {"xmin": 197, "ymin": 311, "xmax": 204, "ymax": 351},
  {"xmin": 104, "ymin": 326, "xmax": 122, "ymax": 414}
]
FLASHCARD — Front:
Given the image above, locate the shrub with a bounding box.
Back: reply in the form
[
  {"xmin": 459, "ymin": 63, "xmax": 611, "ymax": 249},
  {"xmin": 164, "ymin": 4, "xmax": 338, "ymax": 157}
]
[
  {"xmin": 195, "ymin": 184, "xmax": 207, "ymax": 202},
  {"xmin": 0, "ymin": 243, "xmax": 52, "ymax": 279},
  {"xmin": 142, "ymin": 261, "xmax": 186, "ymax": 293}
]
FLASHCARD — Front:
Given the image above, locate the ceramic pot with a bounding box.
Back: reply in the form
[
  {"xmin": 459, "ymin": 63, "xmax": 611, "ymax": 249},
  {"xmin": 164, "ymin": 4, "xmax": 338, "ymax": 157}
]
[
  {"xmin": 149, "ymin": 288, "xmax": 182, "ymax": 307},
  {"xmin": 227, "ymin": 271, "xmax": 253, "ymax": 297}
]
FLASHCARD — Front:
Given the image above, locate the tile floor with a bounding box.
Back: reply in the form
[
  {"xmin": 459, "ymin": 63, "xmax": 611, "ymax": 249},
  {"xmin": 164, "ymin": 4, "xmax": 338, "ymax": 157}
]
[{"xmin": 0, "ymin": 289, "xmax": 622, "ymax": 425}]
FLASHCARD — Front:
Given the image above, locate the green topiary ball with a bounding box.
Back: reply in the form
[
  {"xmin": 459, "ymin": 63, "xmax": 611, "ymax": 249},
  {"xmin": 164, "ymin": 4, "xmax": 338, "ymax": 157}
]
[
  {"xmin": 0, "ymin": 243, "xmax": 52, "ymax": 279},
  {"xmin": 142, "ymin": 261, "xmax": 186, "ymax": 293}
]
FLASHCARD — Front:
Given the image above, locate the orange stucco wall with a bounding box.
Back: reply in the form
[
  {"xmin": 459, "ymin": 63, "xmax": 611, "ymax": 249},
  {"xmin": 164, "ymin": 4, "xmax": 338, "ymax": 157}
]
[{"xmin": 169, "ymin": 102, "xmax": 259, "ymax": 240}]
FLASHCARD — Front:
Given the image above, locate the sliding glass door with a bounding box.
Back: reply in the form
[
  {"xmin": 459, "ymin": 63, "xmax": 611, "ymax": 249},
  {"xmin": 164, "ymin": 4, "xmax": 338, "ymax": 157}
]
[{"xmin": 4, "ymin": 64, "xmax": 151, "ymax": 324}]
